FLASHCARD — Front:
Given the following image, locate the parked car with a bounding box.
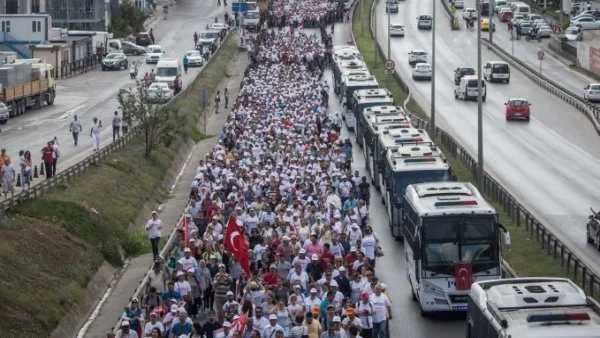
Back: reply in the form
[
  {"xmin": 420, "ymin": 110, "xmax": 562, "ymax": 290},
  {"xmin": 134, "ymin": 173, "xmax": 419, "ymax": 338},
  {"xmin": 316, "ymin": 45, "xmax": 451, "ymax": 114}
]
[
  {"xmin": 412, "ymin": 63, "xmax": 432, "ymax": 81},
  {"xmin": 505, "ymin": 98, "xmax": 531, "ymax": 121},
  {"xmin": 102, "ymin": 53, "xmax": 128, "ymax": 71},
  {"xmin": 146, "ymin": 82, "xmax": 174, "ymax": 103},
  {"xmin": 583, "ymin": 83, "xmax": 600, "ymax": 102},
  {"xmin": 122, "ymin": 41, "xmax": 146, "ymax": 55},
  {"xmin": 564, "ymin": 26, "xmax": 583, "ymax": 41},
  {"xmin": 390, "ymin": 24, "xmax": 405, "ymax": 37},
  {"xmin": 135, "ymin": 32, "xmax": 153, "ymax": 46},
  {"xmin": 185, "ymin": 50, "xmax": 205, "ymax": 66},
  {"xmin": 571, "ymin": 16, "xmax": 600, "ymax": 30}
]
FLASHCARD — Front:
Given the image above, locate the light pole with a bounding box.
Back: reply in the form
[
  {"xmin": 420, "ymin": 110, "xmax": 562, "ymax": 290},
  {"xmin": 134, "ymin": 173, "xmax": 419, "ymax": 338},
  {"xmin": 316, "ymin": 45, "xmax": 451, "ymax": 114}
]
[
  {"xmin": 387, "ymin": 5, "xmax": 391, "ymax": 60},
  {"xmin": 477, "ymin": 0, "xmax": 484, "ymax": 187},
  {"xmin": 488, "ymin": 1, "xmax": 493, "ymax": 43},
  {"xmin": 373, "ymin": 0, "xmax": 377, "ymax": 66},
  {"xmin": 430, "ymin": 0, "xmax": 436, "ymax": 135},
  {"xmin": 361, "ymin": 0, "xmax": 365, "ymax": 36}
]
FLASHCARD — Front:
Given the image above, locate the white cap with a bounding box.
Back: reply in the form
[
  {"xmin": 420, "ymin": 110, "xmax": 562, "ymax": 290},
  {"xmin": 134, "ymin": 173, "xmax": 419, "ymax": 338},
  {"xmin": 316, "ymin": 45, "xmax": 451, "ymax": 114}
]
[
  {"xmin": 269, "ymin": 314, "xmax": 277, "ymax": 320},
  {"xmin": 333, "ymin": 316, "xmax": 341, "ymax": 323},
  {"xmin": 299, "ymin": 249, "xmax": 306, "ymax": 254},
  {"xmin": 121, "ymin": 320, "xmax": 130, "ymax": 327},
  {"xmin": 310, "ymin": 288, "xmax": 318, "ymax": 293},
  {"xmin": 338, "ymin": 266, "xmax": 346, "ymax": 272},
  {"xmin": 312, "ymin": 254, "xmax": 319, "ymax": 260},
  {"xmin": 176, "ymin": 271, "xmax": 185, "ymax": 277},
  {"xmin": 223, "ymin": 321, "xmax": 232, "ymax": 327},
  {"xmin": 227, "ymin": 291, "xmax": 234, "ymax": 296}
]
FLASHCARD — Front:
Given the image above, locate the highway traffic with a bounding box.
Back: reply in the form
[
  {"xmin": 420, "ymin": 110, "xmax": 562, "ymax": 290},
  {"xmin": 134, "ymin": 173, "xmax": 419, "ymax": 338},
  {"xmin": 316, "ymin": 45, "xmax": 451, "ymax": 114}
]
[
  {"xmin": 0, "ymin": 1, "xmax": 228, "ymax": 181},
  {"xmin": 372, "ymin": 0, "xmax": 600, "ymax": 278}
]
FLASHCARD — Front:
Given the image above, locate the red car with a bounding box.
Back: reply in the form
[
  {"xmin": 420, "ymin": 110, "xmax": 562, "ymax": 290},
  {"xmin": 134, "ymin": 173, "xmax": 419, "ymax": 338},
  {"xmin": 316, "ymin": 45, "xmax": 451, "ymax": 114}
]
[
  {"xmin": 505, "ymin": 98, "xmax": 531, "ymax": 121},
  {"xmin": 499, "ymin": 10, "xmax": 514, "ymax": 22}
]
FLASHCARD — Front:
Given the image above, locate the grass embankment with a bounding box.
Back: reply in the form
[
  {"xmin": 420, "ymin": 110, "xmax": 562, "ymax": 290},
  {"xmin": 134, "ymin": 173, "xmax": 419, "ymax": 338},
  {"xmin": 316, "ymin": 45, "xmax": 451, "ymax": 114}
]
[
  {"xmin": 352, "ymin": 0, "xmax": 567, "ymax": 279},
  {"xmin": 0, "ymin": 34, "xmax": 239, "ymax": 337}
]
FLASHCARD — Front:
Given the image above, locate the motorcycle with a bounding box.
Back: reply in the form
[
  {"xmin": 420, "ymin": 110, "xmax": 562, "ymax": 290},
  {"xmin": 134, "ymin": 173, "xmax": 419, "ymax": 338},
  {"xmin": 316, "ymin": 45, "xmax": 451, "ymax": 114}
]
[
  {"xmin": 525, "ymin": 31, "xmax": 542, "ymax": 42},
  {"xmin": 130, "ymin": 64, "xmax": 138, "ymax": 79}
]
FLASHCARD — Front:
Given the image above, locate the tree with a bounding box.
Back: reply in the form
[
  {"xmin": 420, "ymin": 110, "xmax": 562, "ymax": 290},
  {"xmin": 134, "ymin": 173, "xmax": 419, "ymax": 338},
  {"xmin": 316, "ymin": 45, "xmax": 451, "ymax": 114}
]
[
  {"xmin": 109, "ymin": 0, "xmax": 148, "ymax": 38},
  {"xmin": 117, "ymin": 81, "xmax": 181, "ymax": 157}
]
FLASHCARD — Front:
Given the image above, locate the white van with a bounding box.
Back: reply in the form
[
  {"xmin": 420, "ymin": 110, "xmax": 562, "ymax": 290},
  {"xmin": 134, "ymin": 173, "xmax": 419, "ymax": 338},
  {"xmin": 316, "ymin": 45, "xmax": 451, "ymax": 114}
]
[
  {"xmin": 513, "ymin": 3, "xmax": 531, "ymax": 15},
  {"xmin": 155, "ymin": 58, "xmax": 183, "ymax": 89},
  {"xmin": 483, "ymin": 61, "xmax": 510, "ymax": 83},
  {"xmin": 106, "ymin": 39, "xmax": 123, "ymax": 54},
  {"xmin": 454, "ymin": 75, "xmax": 487, "ymax": 101}
]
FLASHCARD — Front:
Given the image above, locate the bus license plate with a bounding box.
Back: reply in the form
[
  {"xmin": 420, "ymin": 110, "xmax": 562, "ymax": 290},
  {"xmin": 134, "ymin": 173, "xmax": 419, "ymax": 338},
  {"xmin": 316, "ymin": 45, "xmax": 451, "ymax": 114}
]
[{"xmin": 452, "ymin": 305, "xmax": 468, "ymax": 311}]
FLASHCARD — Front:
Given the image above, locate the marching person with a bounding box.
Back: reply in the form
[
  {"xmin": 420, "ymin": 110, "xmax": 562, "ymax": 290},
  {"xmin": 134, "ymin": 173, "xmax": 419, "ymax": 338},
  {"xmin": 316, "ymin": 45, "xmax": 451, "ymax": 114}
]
[
  {"xmin": 145, "ymin": 211, "xmax": 163, "ymax": 261},
  {"xmin": 90, "ymin": 117, "xmax": 102, "ymax": 151},
  {"xmin": 70, "ymin": 114, "xmax": 83, "ymax": 146}
]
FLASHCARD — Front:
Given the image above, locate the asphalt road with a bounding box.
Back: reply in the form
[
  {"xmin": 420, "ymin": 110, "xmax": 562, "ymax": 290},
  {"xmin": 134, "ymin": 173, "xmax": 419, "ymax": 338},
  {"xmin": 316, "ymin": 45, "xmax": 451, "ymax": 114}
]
[
  {"xmin": 0, "ymin": 1, "xmax": 229, "ymax": 179},
  {"xmin": 371, "ymin": 0, "xmax": 600, "ymax": 276}
]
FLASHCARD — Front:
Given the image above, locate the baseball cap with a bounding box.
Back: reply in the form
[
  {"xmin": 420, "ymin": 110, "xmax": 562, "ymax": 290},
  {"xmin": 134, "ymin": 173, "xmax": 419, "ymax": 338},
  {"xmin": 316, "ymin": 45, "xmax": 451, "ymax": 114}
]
[
  {"xmin": 121, "ymin": 320, "xmax": 130, "ymax": 327},
  {"xmin": 333, "ymin": 316, "xmax": 341, "ymax": 323},
  {"xmin": 310, "ymin": 288, "xmax": 318, "ymax": 293},
  {"xmin": 223, "ymin": 321, "xmax": 232, "ymax": 327},
  {"xmin": 361, "ymin": 292, "xmax": 370, "ymax": 299},
  {"xmin": 170, "ymin": 304, "xmax": 178, "ymax": 313},
  {"xmin": 338, "ymin": 266, "xmax": 346, "ymax": 272},
  {"xmin": 312, "ymin": 254, "xmax": 318, "ymax": 260},
  {"xmin": 299, "ymin": 248, "xmax": 306, "ymax": 254},
  {"xmin": 176, "ymin": 271, "xmax": 185, "ymax": 277},
  {"xmin": 269, "ymin": 314, "xmax": 277, "ymax": 320},
  {"xmin": 227, "ymin": 291, "xmax": 234, "ymax": 296},
  {"xmin": 184, "ymin": 247, "xmax": 191, "ymax": 252}
]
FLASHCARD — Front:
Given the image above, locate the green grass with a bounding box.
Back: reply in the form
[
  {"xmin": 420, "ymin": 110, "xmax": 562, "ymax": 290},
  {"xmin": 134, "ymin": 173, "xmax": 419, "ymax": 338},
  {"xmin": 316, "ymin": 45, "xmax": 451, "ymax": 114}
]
[
  {"xmin": 0, "ymin": 32, "xmax": 241, "ymax": 336},
  {"xmin": 352, "ymin": 0, "xmax": 571, "ymax": 280}
]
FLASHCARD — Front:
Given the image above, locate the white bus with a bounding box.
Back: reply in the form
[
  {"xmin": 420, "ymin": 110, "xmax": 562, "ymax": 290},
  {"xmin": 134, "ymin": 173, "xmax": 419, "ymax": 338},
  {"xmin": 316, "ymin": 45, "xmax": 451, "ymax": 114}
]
[
  {"xmin": 467, "ymin": 277, "xmax": 600, "ymax": 338},
  {"xmin": 333, "ymin": 61, "xmax": 369, "ymax": 96},
  {"xmin": 403, "ymin": 182, "xmax": 510, "ymax": 315},
  {"xmin": 382, "ymin": 145, "xmax": 451, "ymax": 239},
  {"xmin": 372, "ymin": 127, "xmax": 432, "ymax": 190},
  {"xmin": 351, "ymin": 88, "xmax": 394, "ymax": 134},
  {"xmin": 340, "ymin": 75, "xmax": 379, "ymax": 130}
]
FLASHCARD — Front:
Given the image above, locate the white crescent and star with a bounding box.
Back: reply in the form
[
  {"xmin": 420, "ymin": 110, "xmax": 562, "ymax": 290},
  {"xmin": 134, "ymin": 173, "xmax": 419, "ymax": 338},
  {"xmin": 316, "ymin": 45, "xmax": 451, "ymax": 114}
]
[
  {"xmin": 457, "ymin": 267, "xmax": 469, "ymax": 280},
  {"xmin": 230, "ymin": 230, "xmax": 240, "ymax": 252}
]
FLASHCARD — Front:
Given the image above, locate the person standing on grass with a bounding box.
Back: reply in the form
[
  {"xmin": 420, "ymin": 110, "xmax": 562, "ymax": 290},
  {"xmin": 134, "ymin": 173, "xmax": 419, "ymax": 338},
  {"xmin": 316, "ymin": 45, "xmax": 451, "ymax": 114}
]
[
  {"xmin": 113, "ymin": 111, "xmax": 122, "ymax": 142},
  {"xmin": 146, "ymin": 210, "xmax": 163, "ymax": 261},
  {"xmin": 41, "ymin": 141, "xmax": 54, "ymax": 179},
  {"xmin": 70, "ymin": 114, "xmax": 82, "ymax": 146},
  {"xmin": 52, "ymin": 137, "xmax": 60, "ymax": 176},
  {"xmin": 1, "ymin": 158, "xmax": 15, "ymax": 198},
  {"xmin": 91, "ymin": 117, "xmax": 102, "ymax": 151}
]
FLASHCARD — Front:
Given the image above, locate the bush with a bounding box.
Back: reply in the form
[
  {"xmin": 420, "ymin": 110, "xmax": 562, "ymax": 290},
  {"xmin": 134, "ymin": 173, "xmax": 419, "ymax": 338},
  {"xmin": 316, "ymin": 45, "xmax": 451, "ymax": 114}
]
[{"xmin": 109, "ymin": 0, "xmax": 148, "ymax": 38}]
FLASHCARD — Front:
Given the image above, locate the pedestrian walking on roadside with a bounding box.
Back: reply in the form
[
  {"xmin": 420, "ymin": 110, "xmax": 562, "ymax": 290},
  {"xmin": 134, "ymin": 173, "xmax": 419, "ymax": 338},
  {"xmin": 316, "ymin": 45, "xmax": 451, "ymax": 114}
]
[
  {"xmin": 215, "ymin": 91, "xmax": 221, "ymax": 114},
  {"xmin": 174, "ymin": 76, "xmax": 181, "ymax": 96},
  {"xmin": 41, "ymin": 141, "xmax": 54, "ymax": 179},
  {"xmin": 19, "ymin": 150, "xmax": 32, "ymax": 189},
  {"xmin": 194, "ymin": 32, "xmax": 199, "ymax": 45},
  {"xmin": 51, "ymin": 137, "xmax": 60, "ymax": 176},
  {"xmin": 121, "ymin": 116, "xmax": 130, "ymax": 135},
  {"xmin": 91, "ymin": 117, "xmax": 102, "ymax": 151},
  {"xmin": 112, "ymin": 111, "xmax": 122, "ymax": 142},
  {"xmin": 0, "ymin": 158, "xmax": 15, "ymax": 199},
  {"xmin": 183, "ymin": 55, "xmax": 189, "ymax": 74},
  {"xmin": 145, "ymin": 210, "xmax": 163, "ymax": 260},
  {"xmin": 150, "ymin": 28, "xmax": 155, "ymax": 44},
  {"xmin": 70, "ymin": 115, "xmax": 82, "ymax": 146},
  {"xmin": 224, "ymin": 88, "xmax": 229, "ymax": 109},
  {"xmin": 516, "ymin": 24, "xmax": 521, "ymax": 40}
]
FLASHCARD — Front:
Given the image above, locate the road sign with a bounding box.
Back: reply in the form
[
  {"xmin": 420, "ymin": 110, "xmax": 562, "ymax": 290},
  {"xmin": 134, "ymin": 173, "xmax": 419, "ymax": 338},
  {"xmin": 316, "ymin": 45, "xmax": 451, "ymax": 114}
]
[
  {"xmin": 232, "ymin": 2, "xmax": 249, "ymax": 12},
  {"xmin": 384, "ymin": 59, "xmax": 395, "ymax": 71},
  {"xmin": 537, "ymin": 50, "xmax": 545, "ymax": 60},
  {"xmin": 385, "ymin": 69, "xmax": 395, "ymax": 75}
]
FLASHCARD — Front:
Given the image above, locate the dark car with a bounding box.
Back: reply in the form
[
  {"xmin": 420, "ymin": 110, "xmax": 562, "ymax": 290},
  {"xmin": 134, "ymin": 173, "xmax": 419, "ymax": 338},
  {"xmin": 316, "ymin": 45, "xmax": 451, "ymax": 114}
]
[
  {"xmin": 122, "ymin": 41, "xmax": 146, "ymax": 55},
  {"xmin": 454, "ymin": 67, "xmax": 476, "ymax": 85},
  {"xmin": 102, "ymin": 53, "xmax": 128, "ymax": 71},
  {"xmin": 135, "ymin": 32, "xmax": 153, "ymax": 46}
]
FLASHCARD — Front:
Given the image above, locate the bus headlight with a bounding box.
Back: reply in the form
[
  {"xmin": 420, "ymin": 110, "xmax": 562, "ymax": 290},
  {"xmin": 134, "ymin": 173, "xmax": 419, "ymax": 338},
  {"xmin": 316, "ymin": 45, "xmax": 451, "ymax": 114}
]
[{"xmin": 422, "ymin": 280, "xmax": 446, "ymax": 297}]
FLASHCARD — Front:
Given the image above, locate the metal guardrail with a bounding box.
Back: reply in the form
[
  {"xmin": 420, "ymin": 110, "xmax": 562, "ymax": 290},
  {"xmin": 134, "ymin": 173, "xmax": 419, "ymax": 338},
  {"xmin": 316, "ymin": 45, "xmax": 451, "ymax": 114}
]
[
  {"xmin": 362, "ymin": 0, "xmax": 600, "ymax": 294},
  {"xmin": 0, "ymin": 30, "xmax": 236, "ymax": 216}
]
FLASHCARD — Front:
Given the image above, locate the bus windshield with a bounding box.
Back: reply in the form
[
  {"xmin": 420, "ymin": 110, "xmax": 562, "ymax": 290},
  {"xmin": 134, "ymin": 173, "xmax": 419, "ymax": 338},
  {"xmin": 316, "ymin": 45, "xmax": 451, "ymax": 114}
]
[
  {"xmin": 394, "ymin": 170, "xmax": 450, "ymax": 199},
  {"xmin": 422, "ymin": 216, "xmax": 498, "ymax": 276}
]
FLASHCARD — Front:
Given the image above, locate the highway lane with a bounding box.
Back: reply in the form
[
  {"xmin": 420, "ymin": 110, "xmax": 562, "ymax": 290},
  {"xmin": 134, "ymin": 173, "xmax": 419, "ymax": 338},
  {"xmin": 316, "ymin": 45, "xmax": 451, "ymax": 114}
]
[
  {"xmin": 0, "ymin": 1, "xmax": 228, "ymax": 179},
  {"xmin": 325, "ymin": 26, "xmax": 468, "ymax": 337},
  {"xmin": 373, "ymin": 0, "xmax": 600, "ymax": 275}
]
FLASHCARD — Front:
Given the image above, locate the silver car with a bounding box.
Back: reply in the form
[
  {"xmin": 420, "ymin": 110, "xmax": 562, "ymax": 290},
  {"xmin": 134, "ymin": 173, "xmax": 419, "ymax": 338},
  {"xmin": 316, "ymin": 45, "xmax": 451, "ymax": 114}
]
[
  {"xmin": 584, "ymin": 83, "xmax": 600, "ymax": 102},
  {"xmin": 0, "ymin": 102, "xmax": 8, "ymax": 124}
]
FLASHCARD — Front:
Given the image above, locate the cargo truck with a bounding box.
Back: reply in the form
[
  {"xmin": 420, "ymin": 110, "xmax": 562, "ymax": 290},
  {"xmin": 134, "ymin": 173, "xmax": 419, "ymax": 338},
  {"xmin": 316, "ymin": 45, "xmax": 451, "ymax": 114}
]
[{"xmin": 0, "ymin": 62, "xmax": 56, "ymax": 121}]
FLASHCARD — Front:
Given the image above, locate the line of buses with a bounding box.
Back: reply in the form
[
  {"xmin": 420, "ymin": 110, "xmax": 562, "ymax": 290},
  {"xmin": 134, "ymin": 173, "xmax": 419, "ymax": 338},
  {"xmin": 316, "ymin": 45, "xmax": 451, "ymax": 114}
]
[{"xmin": 331, "ymin": 44, "xmax": 600, "ymax": 337}]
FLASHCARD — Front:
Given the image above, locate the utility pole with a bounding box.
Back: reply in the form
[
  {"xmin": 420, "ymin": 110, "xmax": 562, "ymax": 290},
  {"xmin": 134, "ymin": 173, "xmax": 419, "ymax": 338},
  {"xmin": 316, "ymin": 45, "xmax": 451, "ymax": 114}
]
[
  {"xmin": 373, "ymin": 0, "xmax": 377, "ymax": 67},
  {"xmin": 430, "ymin": 0, "xmax": 436, "ymax": 135},
  {"xmin": 387, "ymin": 4, "xmax": 391, "ymax": 60},
  {"xmin": 488, "ymin": 0, "xmax": 493, "ymax": 43},
  {"xmin": 361, "ymin": 0, "xmax": 364, "ymax": 36},
  {"xmin": 477, "ymin": 0, "xmax": 484, "ymax": 187}
]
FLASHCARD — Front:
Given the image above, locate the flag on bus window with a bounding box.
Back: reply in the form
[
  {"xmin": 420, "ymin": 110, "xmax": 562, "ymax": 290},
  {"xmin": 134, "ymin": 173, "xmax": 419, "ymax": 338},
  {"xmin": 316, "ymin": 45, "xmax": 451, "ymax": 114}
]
[{"xmin": 454, "ymin": 262, "xmax": 473, "ymax": 291}]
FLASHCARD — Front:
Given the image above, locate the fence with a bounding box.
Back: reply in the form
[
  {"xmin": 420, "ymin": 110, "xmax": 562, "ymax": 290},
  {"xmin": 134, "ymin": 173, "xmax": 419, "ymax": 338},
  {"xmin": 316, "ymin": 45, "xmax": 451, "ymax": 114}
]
[
  {"xmin": 58, "ymin": 54, "xmax": 101, "ymax": 79},
  {"xmin": 363, "ymin": 0, "xmax": 600, "ymax": 295},
  {"xmin": 0, "ymin": 30, "xmax": 236, "ymax": 216}
]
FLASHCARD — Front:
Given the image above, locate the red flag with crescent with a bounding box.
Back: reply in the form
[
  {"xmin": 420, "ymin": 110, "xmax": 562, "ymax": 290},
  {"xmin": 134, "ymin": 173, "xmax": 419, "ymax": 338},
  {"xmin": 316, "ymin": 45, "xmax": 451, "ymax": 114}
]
[
  {"xmin": 231, "ymin": 312, "xmax": 248, "ymax": 334},
  {"xmin": 454, "ymin": 262, "xmax": 473, "ymax": 291},
  {"xmin": 224, "ymin": 216, "xmax": 250, "ymax": 276}
]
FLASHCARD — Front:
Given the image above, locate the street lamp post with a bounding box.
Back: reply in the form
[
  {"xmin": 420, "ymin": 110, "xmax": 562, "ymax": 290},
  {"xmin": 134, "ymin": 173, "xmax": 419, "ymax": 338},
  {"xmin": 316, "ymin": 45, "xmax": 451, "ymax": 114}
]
[
  {"xmin": 488, "ymin": 0, "xmax": 493, "ymax": 43},
  {"xmin": 373, "ymin": 0, "xmax": 377, "ymax": 66},
  {"xmin": 430, "ymin": 0, "xmax": 436, "ymax": 135},
  {"xmin": 477, "ymin": 0, "xmax": 484, "ymax": 187}
]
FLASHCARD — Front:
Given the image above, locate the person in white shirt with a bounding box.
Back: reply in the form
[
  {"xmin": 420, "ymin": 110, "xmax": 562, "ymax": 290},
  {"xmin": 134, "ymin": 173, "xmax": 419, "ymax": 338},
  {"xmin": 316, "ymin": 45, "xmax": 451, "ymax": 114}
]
[
  {"xmin": 115, "ymin": 320, "xmax": 138, "ymax": 338},
  {"xmin": 291, "ymin": 249, "xmax": 311, "ymax": 271},
  {"xmin": 361, "ymin": 227, "xmax": 377, "ymax": 267},
  {"xmin": 355, "ymin": 293, "xmax": 374, "ymax": 338},
  {"xmin": 262, "ymin": 314, "xmax": 284, "ymax": 338},
  {"xmin": 369, "ymin": 284, "xmax": 392, "ymax": 338},
  {"xmin": 174, "ymin": 271, "xmax": 192, "ymax": 298},
  {"xmin": 144, "ymin": 313, "xmax": 164, "ymax": 337},
  {"xmin": 178, "ymin": 248, "xmax": 198, "ymax": 270},
  {"xmin": 303, "ymin": 288, "xmax": 322, "ymax": 313},
  {"xmin": 145, "ymin": 211, "xmax": 163, "ymax": 261}
]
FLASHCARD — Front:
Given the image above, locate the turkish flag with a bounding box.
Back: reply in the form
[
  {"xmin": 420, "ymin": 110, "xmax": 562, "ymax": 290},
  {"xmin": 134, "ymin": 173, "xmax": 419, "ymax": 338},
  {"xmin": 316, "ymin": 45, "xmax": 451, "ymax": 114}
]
[
  {"xmin": 232, "ymin": 312, "xmax": 248, "ymax": 334},
  {"xmin": 224, "ymin": 216, "xmax": 250, "ymax": 276},
  {"xmin": 454, "ymin": 262, "xmax": 473, "ymax": 291}
]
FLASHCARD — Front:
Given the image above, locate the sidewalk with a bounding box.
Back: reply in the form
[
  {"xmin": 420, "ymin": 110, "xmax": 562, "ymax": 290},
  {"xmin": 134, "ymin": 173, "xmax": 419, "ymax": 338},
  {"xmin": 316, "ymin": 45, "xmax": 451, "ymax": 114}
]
[{"xmin": 80, "ymin": 36, "xmax": 248, "ymax": 338}]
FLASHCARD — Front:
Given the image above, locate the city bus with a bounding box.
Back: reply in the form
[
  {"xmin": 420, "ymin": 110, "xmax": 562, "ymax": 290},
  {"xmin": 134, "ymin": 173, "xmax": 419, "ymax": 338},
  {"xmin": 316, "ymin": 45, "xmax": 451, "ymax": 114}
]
[
  {"xmin": 332, "ymin": 60, "xmax": 368, "ymax": 95},
  {"xmin": 351, "ymin": 88, "xmax": 394, "ymax": 135},
  {"xmin": 467, "ymin": 277, "xmax": 600, "ymax": 338},
  {"xmin": 382, "ymin": 145, "xmax": 451, "ymax": 239},
  {"xmin": 372, "ymin": 127, "xmax": 432, "ymax": 189},
  {"xmin": 340, "ymin": 74, "xmax": 379, "ymax": 131},
  {"xmin": 403, "ymin": 182, "xmax": 509, "ymax": 315},
  {"xmin": 358, "ymin": 105, "xmax": 409, "ymax": 148}
]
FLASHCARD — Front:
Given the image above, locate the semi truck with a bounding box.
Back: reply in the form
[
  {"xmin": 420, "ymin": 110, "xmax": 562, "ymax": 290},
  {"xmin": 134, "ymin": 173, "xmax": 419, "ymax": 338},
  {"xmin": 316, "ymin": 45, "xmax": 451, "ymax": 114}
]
[{"xmin": 0, "ymin": 62, "xmax": 56, "ymax": 122}]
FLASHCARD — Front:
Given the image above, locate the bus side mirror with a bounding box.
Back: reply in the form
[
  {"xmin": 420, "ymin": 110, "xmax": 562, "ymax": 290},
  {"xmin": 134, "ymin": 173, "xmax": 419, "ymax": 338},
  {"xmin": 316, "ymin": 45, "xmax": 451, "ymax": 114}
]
[{"xmin": 503, "ymin": 232, "xmax": 511, "ymax": 246}]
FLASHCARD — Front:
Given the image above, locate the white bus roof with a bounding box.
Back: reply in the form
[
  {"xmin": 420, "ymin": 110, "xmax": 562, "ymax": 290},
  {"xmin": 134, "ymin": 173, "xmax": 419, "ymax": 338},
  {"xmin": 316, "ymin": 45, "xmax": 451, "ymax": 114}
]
[
  {"xmin": 367, "ymin": 112, "xmax": 412, "ymax": 134},
  {"xmin": 343, "ymin": 74, "xmax": 378, "ymax": 88},
  {"xmin": 377, "ymin": 127, "xmax": 432, "ymax": 149},
  {"xmin": 470, "ymin": 278, "xmax": 600, "ymax": 338},
  {"xmin": 405, "ymin": 182, "xmax": 496, "ymax": 216},
  {"xmin": 386, "ymin": 145, "xmax": 449, "ymax": 172},
  {"xmin": 353, "ymin": 88, "xmax": 394, "ymax": 104},
  {"xmin": 340, "ymin": 68, "xmax": 370, "ymax": 79},
  {"xmin": 333, "ymin": 50, "xmax": 362, "ymax": 64},
  {"xmin": 333, "ymin": 44, "xmax": 360, "ymax": 53},
  {"xmin": 337, "ymin": 60, "xmax": 366, "ymax": 69}
]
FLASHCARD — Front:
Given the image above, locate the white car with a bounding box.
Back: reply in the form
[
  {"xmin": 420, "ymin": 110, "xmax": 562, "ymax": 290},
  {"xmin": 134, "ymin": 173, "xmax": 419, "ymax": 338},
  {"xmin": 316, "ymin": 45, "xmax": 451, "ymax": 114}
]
[
  {"xmin": 210, "ymin": 23, "xmax": 229, "ymax": 34},
  {"xmin": 185, "ymin": 50, "xmax": 205, "ymax": 66},
  {"xmin": 571, "ymin": 16, "xmax": 600, "ymax": 30},
  {"xmin": 583, "ymin": 83, "xmax": 600, "ymax": 102},
  {"xmin": 408, "ymin": 50, "xmax": 428, "ymax": 66},
  {"xmin": 146, "ymin": 82, "xmax": 174, "ymax": 102},
  {"xmin": 454, "ymin": 0, "xmax": 465, "ymax": 9},
  {"xmin": 390, "ymin": 24, "xmax": 405, "ymax": 37},
  {"xmin": 412, "ymin": 63, "xmax": 432, "ymax": 81},
  {"xmin": 511, "ymin": 14, "xmax": 525, "ymax": 25},
  {"xmin": 463, "ymin": 8, "xmax": 478, "ymax": 20},
  {"xmin": 564, "ymin": 26, "xmax": 583, "ymax": 41},
  {"xmin": 145, "ymin": 45, "xmax": 164, "ymax": 64},
  {"xmin": 537, "ymin": 25, "xmax": 551, "ymax": 38}
]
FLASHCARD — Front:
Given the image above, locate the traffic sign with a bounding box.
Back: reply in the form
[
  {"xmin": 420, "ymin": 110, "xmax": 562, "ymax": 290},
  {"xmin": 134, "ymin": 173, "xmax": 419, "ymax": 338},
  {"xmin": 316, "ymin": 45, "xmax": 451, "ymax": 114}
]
[
  {"xmin": 385, "ymin": 69, "xmax": 395, "ymax": 75},
  {"xmin": 537, "ymin": 50, "xmax": 545, "ymax": 60},
  {"xmin": 384, "ymin": 59, "xmax": 395, "ymax": 70}
]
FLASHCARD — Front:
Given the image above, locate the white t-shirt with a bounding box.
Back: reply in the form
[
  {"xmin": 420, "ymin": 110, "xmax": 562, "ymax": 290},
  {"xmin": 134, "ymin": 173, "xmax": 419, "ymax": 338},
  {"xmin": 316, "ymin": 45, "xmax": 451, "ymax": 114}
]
[
  {"xmin": 144, "ymin": 321, "xmax": 164, "ymax": 336},
  {"xmin": 369, "ymin": 294, "xmax": 391, "ymax": 323},
  {"xmin": 178, "ymin": 256, "xmax": 198, "ymax": 271},
  {"xmin": 145, "ymin": 219, "xmax": 163, "ymax": 239},
  {"xmin": 355, "ymin": 301, "xmax": 374, "ymax": 329},
  {"xmin": 174, "ymin": 280, "xmax": 192, "ymax": 297},
  {"xmin": 361, "ymin": 235, "xmax": 376, "ymax": 260}
]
